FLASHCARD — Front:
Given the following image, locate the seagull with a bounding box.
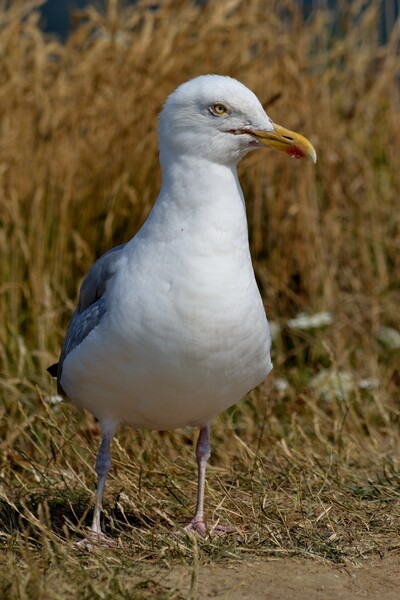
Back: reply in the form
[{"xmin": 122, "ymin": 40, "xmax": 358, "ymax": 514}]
[{"xmin": 48, "ymin": 75, "xmax": 316, "ymax": 542}]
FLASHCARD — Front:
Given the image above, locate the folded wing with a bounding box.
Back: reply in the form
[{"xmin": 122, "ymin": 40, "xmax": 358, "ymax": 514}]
[{"xmin": 48, "ymin": 243, "xmax": 126, "ymax": 395}]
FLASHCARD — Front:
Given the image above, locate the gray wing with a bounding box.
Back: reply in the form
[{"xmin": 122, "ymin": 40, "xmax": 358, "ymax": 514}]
[{"xmin": 52, "ymin": 243, "xmax": 126, "ymax": 395}]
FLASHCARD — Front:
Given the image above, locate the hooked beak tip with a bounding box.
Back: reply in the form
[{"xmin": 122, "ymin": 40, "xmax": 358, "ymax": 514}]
[{"xmin": 252, "ymin": 123, "xmax": 317, "ymax": 163}]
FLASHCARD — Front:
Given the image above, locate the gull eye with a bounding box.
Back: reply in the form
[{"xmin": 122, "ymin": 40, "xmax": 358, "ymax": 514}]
[{"xmin": 210, "ymin": 103, "xmax": 229, "ymax": 117}]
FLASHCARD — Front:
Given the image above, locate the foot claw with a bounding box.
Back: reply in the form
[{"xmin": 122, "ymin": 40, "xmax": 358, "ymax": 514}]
[
  {"xmin": 184, "ymin": 518, "xmax": 236, "ymax": 537},
  {"xmin": 74, "ymin": 530, "xmax": 117, "ymax": 550}
]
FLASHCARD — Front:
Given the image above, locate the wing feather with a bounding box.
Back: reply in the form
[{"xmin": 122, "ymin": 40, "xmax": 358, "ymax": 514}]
[{"xmin": 50, "ymin": 243, "xmax": 126, "ymax": 395}]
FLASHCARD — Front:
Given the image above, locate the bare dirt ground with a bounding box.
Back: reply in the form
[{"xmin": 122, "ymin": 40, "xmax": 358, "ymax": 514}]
[{"xmin": 156, "ymin": 554, "xmax": 400, "ymax": 599}]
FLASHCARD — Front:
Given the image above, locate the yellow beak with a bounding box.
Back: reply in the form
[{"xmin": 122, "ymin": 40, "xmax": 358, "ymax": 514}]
[{"xmin": 253, "ymin": 123, "xmax": 317, "ymax": 163}]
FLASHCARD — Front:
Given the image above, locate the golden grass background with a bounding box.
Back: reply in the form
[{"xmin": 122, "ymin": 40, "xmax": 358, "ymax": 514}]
[{"xmin": 0, "ymin": 0, "xmax": 399, "ymax": 597}]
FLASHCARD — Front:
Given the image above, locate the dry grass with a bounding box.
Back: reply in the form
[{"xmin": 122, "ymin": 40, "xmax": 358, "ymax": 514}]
[{"xmin": 0, "ymin": 0, "xmax": 400, "ymax": 597}]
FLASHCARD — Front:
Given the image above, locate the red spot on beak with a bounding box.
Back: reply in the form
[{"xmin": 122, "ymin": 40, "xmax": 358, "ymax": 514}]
[{"xmin": 286, "ymin": 147, "xmax": 306, "ymax": 159}]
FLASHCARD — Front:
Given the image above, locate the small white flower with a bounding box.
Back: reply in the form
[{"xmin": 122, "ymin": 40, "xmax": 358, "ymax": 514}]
[
  {"xmin": 378, "ymin": 326, "xmax": 400, "ymax": 351},
  {"xmin": 268, "ymin": 320, "xmax": 281, "ymax": 342},
  {"xmin": 44, "ymin": 395, "xmax": 64, "ymax": 404},
  {"xmin": 358, "ymin": 378, "xmax": 380, "ymax": 391},
  {"xmin": 287, "ymin": 311, "xmax": 333, "ymax": 331},
  {"xmin": 310, "ymin": 369, "xmax": 355, "ymax": 402},
  {"xmin": 273, "ymin": 378, "xmax": 290, "ymax": 393}
]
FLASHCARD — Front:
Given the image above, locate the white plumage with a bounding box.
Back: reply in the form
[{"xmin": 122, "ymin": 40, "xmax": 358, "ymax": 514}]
[{"xmin": 51, "ymin": 75, "xmax": 316, "ymax": 541}]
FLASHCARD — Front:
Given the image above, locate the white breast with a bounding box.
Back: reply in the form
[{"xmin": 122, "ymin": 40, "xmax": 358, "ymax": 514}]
[{"xmin": 61, "ymin": 159, "xmax": 272, "ymax": 429}]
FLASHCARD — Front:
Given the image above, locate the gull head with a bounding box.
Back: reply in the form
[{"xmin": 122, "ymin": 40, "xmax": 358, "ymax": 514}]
[{"xmin": 158, "ymin": 75, "xmax": 316, "ymax": 167}]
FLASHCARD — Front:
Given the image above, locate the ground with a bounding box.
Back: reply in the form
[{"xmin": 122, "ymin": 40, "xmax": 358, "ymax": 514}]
[
  {"xmin": 43, "ymin": 550, "xmax": 396, "ymax": 599},
  {"xmin": 158, "ymin": 554, "xmax": 400, "ymax": 599}
]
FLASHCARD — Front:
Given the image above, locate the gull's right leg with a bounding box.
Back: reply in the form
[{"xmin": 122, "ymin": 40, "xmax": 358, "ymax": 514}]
[{"xmin": 76, "ymin": 419, "xmax": 118, "ymax": 548}]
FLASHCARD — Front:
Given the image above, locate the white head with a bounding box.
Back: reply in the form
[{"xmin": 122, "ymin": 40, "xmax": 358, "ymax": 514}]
[{"xmin": 158, "ymin": 75, "xmax": 316, "ymax": 167}]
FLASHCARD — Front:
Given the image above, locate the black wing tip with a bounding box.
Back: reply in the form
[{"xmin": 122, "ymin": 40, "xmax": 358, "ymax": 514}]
[
  {"xmin": 47, "ymin": 362, "xmax": 67, "ymax": 396},
  {"xmin": 47, "ymin": 363, "xmax": 59, "ymax": 378}
]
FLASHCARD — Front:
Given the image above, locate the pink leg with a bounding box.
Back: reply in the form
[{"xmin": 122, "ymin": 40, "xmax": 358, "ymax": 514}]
[{"xmin": 184, "ymin": 424, "xmax": 235, "ymax": 537}]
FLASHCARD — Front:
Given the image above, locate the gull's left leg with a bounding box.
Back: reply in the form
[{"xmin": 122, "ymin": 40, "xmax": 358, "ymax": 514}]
[{"xmin": 184, "ymin": 423, "xmax": 235, "ymax": 537}]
